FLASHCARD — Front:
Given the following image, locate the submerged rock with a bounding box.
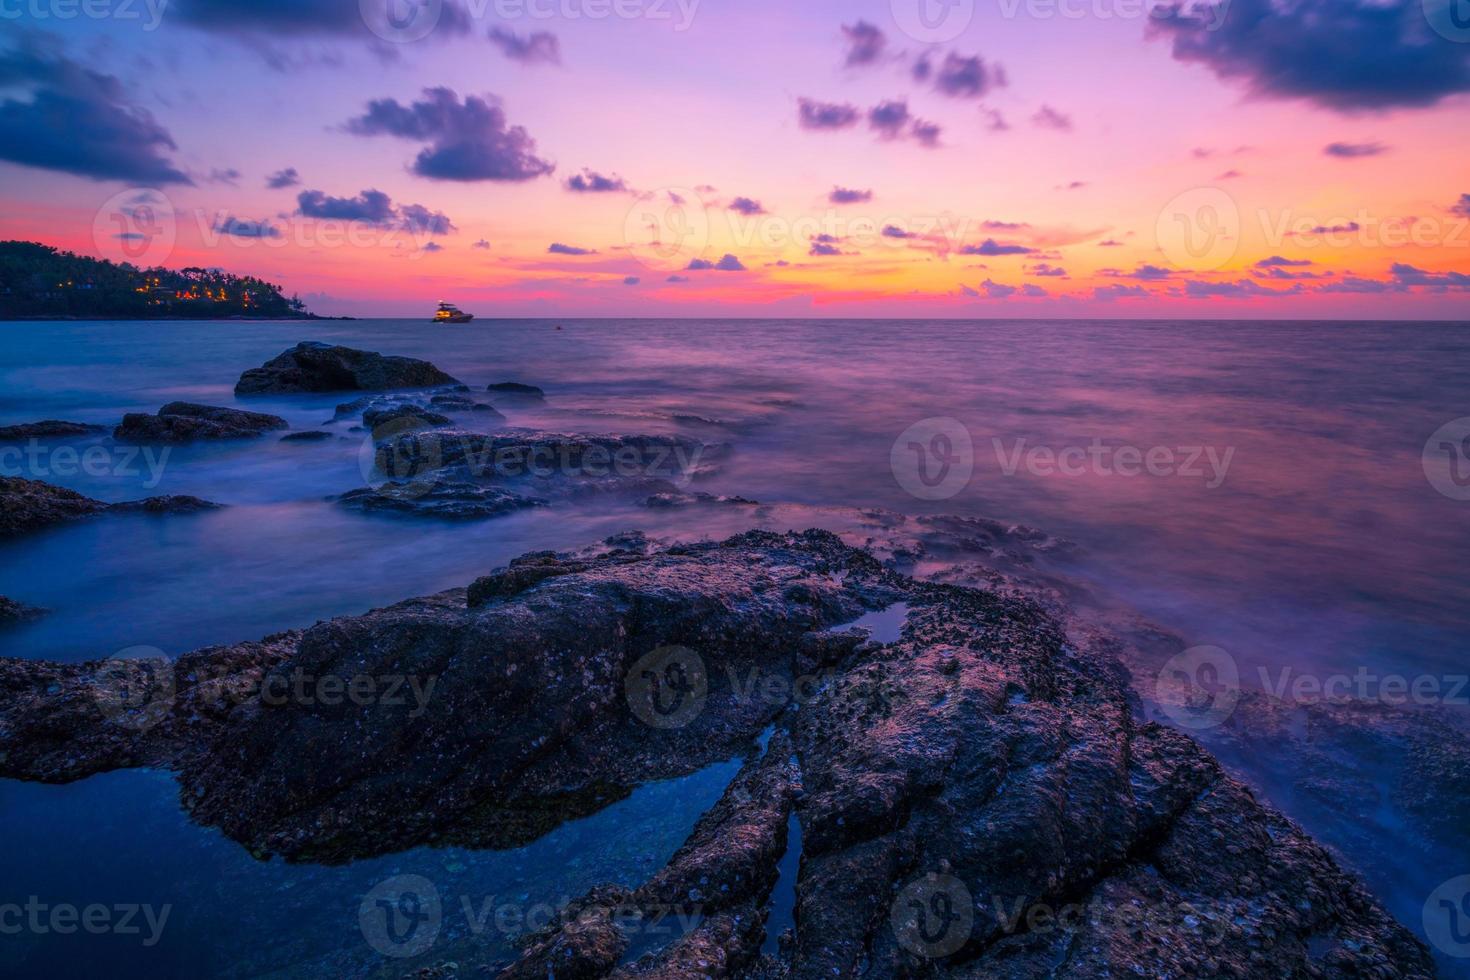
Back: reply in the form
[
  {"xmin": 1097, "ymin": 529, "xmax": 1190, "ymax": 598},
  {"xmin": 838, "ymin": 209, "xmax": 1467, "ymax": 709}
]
[
  {"xmin": 0, "ymin": 531, "xmax": 1434, "ymax": 979},
  {"xmin": 114, "ymin": 403, "xmax": 288, "ymax": 443},
  {"xmin": 0, "ymin": 596, "xmax": 46, "ymax": 626},
  {"xmin": 235, "ymin": 341, "xmax": 459, "ymax": 395},
  {"xmin": 486, "ymin": 382, "xmax": 545, "ymax": 399},
  {"xmin": 361, "ymin": 405, "xmax": 453, "ymax": 432},
  {"xmin": 0, "ymin": 477, "xmax": 220, "ymax": 538},
  {"xmin": 337, "ymin": 482, "xmax": 546, "ymax": 520},
  {"xmin": 279, "ymin": 430, "xmax": 333, "ymax": 443},
  {"xmin": 0, "ymin": 420, "xmax": 105, "ymax": 440}
]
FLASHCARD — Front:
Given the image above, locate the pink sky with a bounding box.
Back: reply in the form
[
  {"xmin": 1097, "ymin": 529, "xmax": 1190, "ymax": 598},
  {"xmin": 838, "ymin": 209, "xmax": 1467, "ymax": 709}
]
[{"xmin": 1, "ymin": 0, "xmax": 1467, "ymax": 317}]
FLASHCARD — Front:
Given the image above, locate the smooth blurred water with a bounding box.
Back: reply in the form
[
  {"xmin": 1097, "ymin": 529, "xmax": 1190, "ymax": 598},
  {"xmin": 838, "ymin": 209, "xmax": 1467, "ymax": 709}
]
[{"xmin": 1, "ymin": 318, "xmax": 1468, "ymax": 976}]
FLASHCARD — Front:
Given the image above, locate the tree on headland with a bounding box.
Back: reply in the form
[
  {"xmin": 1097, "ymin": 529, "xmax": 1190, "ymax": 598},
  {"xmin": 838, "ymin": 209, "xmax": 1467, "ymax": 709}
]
[{"xmin": 0, "ymin": 241, "xmax": 316, "ymax": 320}]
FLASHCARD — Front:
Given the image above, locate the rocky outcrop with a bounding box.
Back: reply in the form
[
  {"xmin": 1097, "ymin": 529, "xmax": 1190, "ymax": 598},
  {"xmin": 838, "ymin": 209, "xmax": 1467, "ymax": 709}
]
[
  {"xmin": 361, "ymin": 406, "xmax": 452, "ymax": 432},
  {"xmin": 114, "ymin": 403, "xmax": 288, "ymax": 443},
  {"xmin": 235, "ymin": 341, "xmax": 459, "ymax": 395},
  {"xmin": 0, "ymin": 421, "xmax": 105, "ymax": 440},
  {"xmin": 0, "ymin": 477, "xmax": 219, "ymax": 538},
  {"xmin": 336, "ymin": 482, "xmax": 546, "ymax": 520},
  {"xmin": 0, "ymin": 596, "xmax": 46, "ymax": 626},
  {"xmin": 0, "ymin": 531, "xmax": 1433, "ymax": 978},
  {"xmin": 487, "ymin": 382, "xmax": 545, "ymax": 400},
  {"xmin": 279, "ymin": 431, "xmax": 333, "ymax": 443}
]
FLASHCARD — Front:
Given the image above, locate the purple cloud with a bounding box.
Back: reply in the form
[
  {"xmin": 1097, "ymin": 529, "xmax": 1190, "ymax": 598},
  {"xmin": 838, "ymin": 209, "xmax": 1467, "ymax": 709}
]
[
  {"xmin": 548, "ymin": 242, "xmax": 597, "ymax": 255},
  {"xmin": 1031, "ymin": 105, "xmax": 1073, "ymax": 131},
  {"xmin": 214, "ymin": 216, "xmax": 280, "ymax": 239},
  {"xmin": 882, "ymin": 225, "xmax": 916, "ymax": 239},
  {"xmin": 729, "ymin": 197, "xmax": 766, "ymax": 215},
  {"xmin": 266, "ymin": 167, "xmax": 300, "ymax": 189},
  {"xmin": 1148, "ymin": 0, "xmax": 1470, "ymax": 111},
  {"xmin": 1451, "ymin": 194, "xmax": 1470, "ymax": 218},
  {"xmin": 1324, "ymin": 141, "xmax": 1388, "ymax": 158},
  {"xmin": 688, "ymin": 254, "xmax": 746, "ymax": 271},
  {"xmin": 798, "ymin": 98, "xmax": 861, "ymax": 130},
  {"xmin": 347, "ymin": 88, "xmax": 555, "ymax": 182},
  {"xmin": 841, "ymin": 21, "xmax": 886, "ymax": 67},
  {"xmin": 1255, "ymin": 255, "xmax": 1313, "ymax": 267},
  {"xmin": 398, "ymin": 203, "xmax": 456, "ymax": 235},
  {"xmin": 829, "ymin": 186, "xmax": 872, "ymax": 204},
  {"xmin": 565, "ymin": 169, "xmax": 628, "ymax": 193},
  {"xmin": 623, "ymin": 275, "xmax": 640, "ymax": 285},
  {"xmin": 488, "ymin": 28, "xmax": 561, "ymax": 65},
  {"xmin": 924, "ymin": 53, "xmax": 1004, "ymax": 98},
  {"xmin": 1094, "ymin": 284, "xmax": 1148, "ymax": 299},
  {"xmin": 810, "ymin": 242, "xmax": 843, "ymax": 256},
  {"xmin": 297, "ymin": 188, "xmax": 396, "ymax": 224},
  {"xmin": 0, "ymin": 38, "xmax": 190, "ymax": 184},
  {"xmin": 959, "ymin": 239, "xmax": 1035, "ymax": 256}
]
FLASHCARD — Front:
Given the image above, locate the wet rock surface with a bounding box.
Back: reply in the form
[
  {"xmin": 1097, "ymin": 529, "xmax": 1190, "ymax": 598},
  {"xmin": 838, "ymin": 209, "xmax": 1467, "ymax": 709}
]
[
  {"xmin": 0, "ymin": 530, "xmax": 1432, "ymax": 978},
  {"xmin": 114, "ymin": 402, "xmax": 289, "ymax": 443},
  {"xmin": 486, "ymin": 382, "xmax": 545, "ymax": 399},
  {"xmin": 235, "ymin": 341, "xmax": 460, "ymax": 395},
  {"xmin": 0, "ymin": 477, "xmax": 220, "ymax": 537},
  {"xmin": 336, "ymin": 482, "xmax": 546, "ymax": 520},
  {"xmin": 0, "ymin": 420, "xmax": 105, "ymax": 440}
]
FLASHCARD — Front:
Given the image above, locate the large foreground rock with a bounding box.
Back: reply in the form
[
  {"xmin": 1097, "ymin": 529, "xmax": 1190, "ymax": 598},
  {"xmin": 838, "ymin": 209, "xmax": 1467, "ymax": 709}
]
[
  {"xmin": 0, "ymin": 531, "xmax": 1434, "ymax": 978},
  {"xmin": 114, "ymin": 403, "xmax": 288, "ymax": 443},
  {"xmin": 0, "ymin": 477, "xmax": 219, "ymax": 538},
  {"xmin": 235, "ymin": 341, "xmax": 459, "ymax": 395}
]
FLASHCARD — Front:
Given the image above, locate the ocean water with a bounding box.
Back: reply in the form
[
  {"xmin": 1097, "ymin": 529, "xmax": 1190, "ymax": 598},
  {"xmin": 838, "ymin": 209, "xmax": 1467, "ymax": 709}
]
[{"xmin": 1, "ymin": 318, "xmax": 1467, "ymax": 976}]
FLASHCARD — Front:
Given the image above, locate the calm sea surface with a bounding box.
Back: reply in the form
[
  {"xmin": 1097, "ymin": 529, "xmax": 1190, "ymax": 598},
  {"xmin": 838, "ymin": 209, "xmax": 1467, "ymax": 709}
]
[{"xmin": 1, "ymin": 318, "xmax": 1467, "ymax": 976}]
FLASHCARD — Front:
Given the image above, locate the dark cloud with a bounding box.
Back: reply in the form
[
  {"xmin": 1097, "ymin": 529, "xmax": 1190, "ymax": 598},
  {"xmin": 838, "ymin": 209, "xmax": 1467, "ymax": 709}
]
[
  {"xmin": 473, "ymin": 239, "xmax": 490, "ymax": 249},
  {"xmin": 910, "ymin": 120, "xmax": 942, "ymax": 147},
  {"xmin": 978, "ymin": 279, "xmax": 1017, "ymax": 298},
  {"xmin": 1183, "ymin": 278, "xmax": 1297, "ymax": 297},
  {"xmin": 0, "ymin": 37, "xmax": 190, "ymax": 185},
  {"xmin": 959, "ymin": 239, "xmax": 1035, "ymax": 256},
  {"xmin": 1097, "ymin": 239, "xmax": 1124, "ymax": 247},
  {"xmin": 1255, "ymin": 266, "xmax": 1332, "ymax": 281},
  {"xmin": 623, "ymin": 275, "xmax": 640, "ymax": 285},
  {"xmin": 422, "ymin": 242, "xmax": 444, "ymax": 253},
  {"xmin": 882, "ymin": 225, "xmax": 916, "ymax": 239},
  {"xmin": 868, "ymin": 100, "xmax": 942, "ymax": 146},
  {"xmin": 266, "ymin": 167, "xmax": 301, "ymax": 189},
  {"xmin": 1451, "ymin": 194, "xmax": 1470, "ymax": 218},
  {"xmin": 729, "ymin": 197, "xmax": 765, "ymax": 215},
  {"xmin": 666, "ymin": 274, "xmax": 690, "ymax": 282},
  {"xmin": 1022, "ymin": 284, "xmax": 1048, "ymax": 297},
  {"xmin": 983, "ymin": 220, "xmax": 1029, "ymax": 230},
  {"xmin": 208, "ymin": 168, "xmax": 242, "ymax": 185},
  {"xmin": 1319, "ymin": 276, "xmax": 1400, "ymax": 294},
  {"xmin": 1028, "ymin": 263, "xmax": 1067, "ymax": 277},
  {"xmin": 1094, "ymin": 284, "xmax": 1148, "ymax": 299},
  {"xmin": 1031, "ymin": 105, "xmax": 1073, "ymax": 131},
  {"xmin": 920, "ymin": 53, "xmax": 1004, "ymax": 98},
  {"xmin": 296, "ymin": 188, "xmax": 452, "ymax": 235},
  {"xmin": 488, "ymin": 28, "xmax": 561, "ymax": 65},
  {"xmin": 1256, "ymin": 255, "xmax": 1313, "ymax": 267},
  {"xmin": 214, "ymin": 216, "xmax": 280, "ymax": 239},
  {"xmin": 348, "ymin": 88, "xmax": 555, "ymax": 182},
  {"xmin": 565, "ymin": 169, "xmax": 628, "ymax": 193},
  {"xmin": 841, "ymin": 21, "xmax": 886, "ymax": 67},
  {"xmin": 809, "ymin": 242, "xmax": 843, "ymax": 256},
  {"xmin": 1125, "ymin": 263, "xmax": 1173, "ymax": 280},
  {"xmin": 173, "ymin": 0, "xmax": 473, "ymax": 40},
  {"xmin": 399, "ymin": 203, "xmax": 456, "ymax": 235},
  {"xmin": 687, "ymin": 254, "xmax": 746, "ymax": 271},
  {"xmin": 829, "ymin": 186, "xmax": 872, "ymax": 204},
  {"xmin": 297, "ymin": 188, "xmax": 396, "ymax": 224},
  {"xmin": 549, "ymin": 242, "xmax": 596, "ymax": 255},
  {"xmin": 1324, "ymin": 141, "xmax": 1388, "ymax": 158},
  {"xmin": 1296, "ymin": 221, "xmax": 1361, "ymax": 236},
  {"xmin": 798, "ymin": 98, "xmax": 861, "ymax": 130},
  {"xmin": 1391, "ymin": 263, "xmax": 1470, "ymax": 288},
  {"xmin": 1148, "ymin": 0, "xmax": 1470, "ymax": 110}
]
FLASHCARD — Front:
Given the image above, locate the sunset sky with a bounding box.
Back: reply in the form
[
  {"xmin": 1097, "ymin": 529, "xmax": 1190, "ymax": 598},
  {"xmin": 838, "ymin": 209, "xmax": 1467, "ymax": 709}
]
[{"xmin": 1, "ymin": 0, "xmax": 1468, "ymax": 317}]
